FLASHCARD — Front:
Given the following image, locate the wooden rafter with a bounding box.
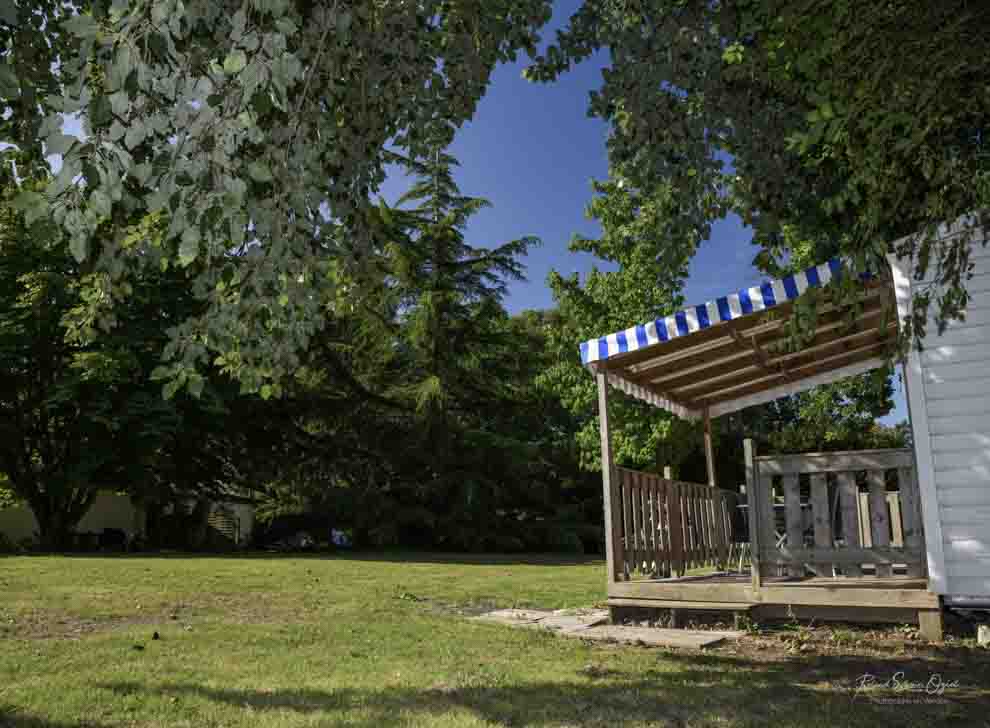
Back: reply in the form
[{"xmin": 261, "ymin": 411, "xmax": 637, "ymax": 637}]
[
  {"xmin": 625, "ymin": 286, "xmax": 889, "ymax": 385},
  {"xmin": 729, "ymin": 328, "xmax": 792, "ymax": 383}
]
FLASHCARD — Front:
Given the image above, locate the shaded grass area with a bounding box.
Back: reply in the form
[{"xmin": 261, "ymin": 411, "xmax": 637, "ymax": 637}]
[{"xmin": 1, "ymin": 553, "xmax": 989, "ymax": 727}]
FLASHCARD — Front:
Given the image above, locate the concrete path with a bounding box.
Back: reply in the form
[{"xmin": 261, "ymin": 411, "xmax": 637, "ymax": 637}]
[{"xmin": 473, "ymin": 608, "xmax": 742, "ymax": 648}]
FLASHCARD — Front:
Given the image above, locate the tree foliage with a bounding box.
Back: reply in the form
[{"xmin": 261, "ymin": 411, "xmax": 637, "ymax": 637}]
[
  {"xmin": 542, "ymin": 178, "xmax": 696, "ymax": 471},
  {"xmin": 3, "ymin": 0, "xmax": 554, "ymax": 395},
  {"xmin": 0, "ymin": 182, "xmax": 260, "ymax": 548},
  {"xmin": 527, "ymin": 0, "xmax": 990, "ymax": 348}
]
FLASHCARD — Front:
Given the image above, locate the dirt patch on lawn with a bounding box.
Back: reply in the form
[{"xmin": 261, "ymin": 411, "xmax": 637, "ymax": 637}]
[
  {"xmin": 0, "ymin": 608, "xmax": 163, "ymax": 640},
  {"xmin": 0, "ymin": 591, "xmax": 318, "ymax": 640}
]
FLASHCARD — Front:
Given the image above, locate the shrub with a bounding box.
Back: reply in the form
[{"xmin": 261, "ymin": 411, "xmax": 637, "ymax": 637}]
[{"xmin": 545, "ymin": 528, "xmax": 585, "ymax": 554}]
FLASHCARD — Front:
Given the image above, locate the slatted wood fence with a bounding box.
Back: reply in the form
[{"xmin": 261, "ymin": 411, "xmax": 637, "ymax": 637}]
[
  {"xmin": 746, "ymin": 447, "xmax": 926, "ymax": 579},
  {"xmin": 613, "ymin": 467, "xmax": 737, "ymax": 579}
]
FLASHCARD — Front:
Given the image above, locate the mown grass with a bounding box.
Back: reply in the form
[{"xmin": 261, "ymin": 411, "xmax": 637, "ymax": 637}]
[{"xmin": 1, "ymin": 553, "xmax": 988, "ymax": 727}]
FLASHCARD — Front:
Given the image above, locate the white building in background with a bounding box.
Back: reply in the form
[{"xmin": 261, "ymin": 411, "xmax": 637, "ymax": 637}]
[{"xmin": 0, "ymin": 491, "xmax": 255, "ymax": 548}]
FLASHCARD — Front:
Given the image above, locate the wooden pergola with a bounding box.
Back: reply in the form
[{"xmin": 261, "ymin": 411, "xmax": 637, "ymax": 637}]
[{"xmin": 583, "ymin": 260, "xmax": 942, "ymax": 638}]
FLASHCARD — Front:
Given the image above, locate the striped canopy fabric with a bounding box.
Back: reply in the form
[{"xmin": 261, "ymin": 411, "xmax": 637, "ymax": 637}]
[{"xmin": 581, "ymin": 258, "xmax": 845, "ymax": 366}]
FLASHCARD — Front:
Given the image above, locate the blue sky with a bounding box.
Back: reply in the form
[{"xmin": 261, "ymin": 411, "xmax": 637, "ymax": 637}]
[{"xmin": 379, "ymin": 0, "xmax": 907, "ymax": 424}]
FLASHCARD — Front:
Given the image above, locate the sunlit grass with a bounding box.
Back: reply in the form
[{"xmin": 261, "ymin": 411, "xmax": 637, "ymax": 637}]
[{"xmin": 0, "ymin": 553, "xmax": 985, "ymax": 727}]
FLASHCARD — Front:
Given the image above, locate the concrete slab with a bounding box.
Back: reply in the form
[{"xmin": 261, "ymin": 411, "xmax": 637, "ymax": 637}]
[
  {"xmin": 537, "ymin": 611, "xmax": 609, "ymax": 634},
  {"xmin": 472, "ymin": 608, "xmax": 553, "ymax": 625},
  {"xmin": 577, "ymin": 625, "xmax": 743, "ymax": 649}
]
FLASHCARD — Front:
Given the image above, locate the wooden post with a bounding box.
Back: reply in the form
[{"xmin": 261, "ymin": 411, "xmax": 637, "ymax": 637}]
[
  {"xmin": 663, "ymin": 465, "xmax": 684, "ymax": 577},
  {"xmin": 868, "ymin": 469, "xmax": 892, "ymax": 578},
  {"xmin": 810, "ymin": 473, "xmax": 832, "ymax": 576},
  {"xmin": 898, "ymin": 466, "xmax": 926, "ymax": 578},
  {"xmin": 744, "ymin": 439, "xmax": 762, "ymax": 591},
  {"xmin": 703, "ymin": 407, "xmax": 717, "ymax": 488},
  {"xmin": 783, "ymin": 474, "xmax": 803, "ymax": 577},
  {"xmin": 597, "ymin": 370, "xmax": 624, "ymax": 584},
  {"xmin": 918, "ymin": 606, "xmax": 944, "ymax": 642}
]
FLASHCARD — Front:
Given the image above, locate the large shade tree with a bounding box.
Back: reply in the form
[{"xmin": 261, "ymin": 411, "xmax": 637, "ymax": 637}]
[
  {"xmin": 0, "ymin": 183, "xmax": 260, "ymax": 548},
  {"xmin": 3, "ymin": 0, "xmax": 555, "ymax": 396},
  {"xmin": 526, "ymin": 0, "xmax": 990, "ymax": 347}
]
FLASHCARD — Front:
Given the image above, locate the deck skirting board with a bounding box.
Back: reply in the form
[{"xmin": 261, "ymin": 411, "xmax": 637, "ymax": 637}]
[{"xmin": 608, "ymin": 580, "xmax": 940, "ymax": 610}]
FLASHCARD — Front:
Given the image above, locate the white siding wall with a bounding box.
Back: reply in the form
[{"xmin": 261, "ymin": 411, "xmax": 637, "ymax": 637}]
[
  {"xmin": 894, "ymin": 229, "xmax": 990, "ymax": 597},
  {"xmin": 0, "ymin": 494, "xmax": 255, "ymax": 547},
  {"xmin": 0, "ymin": 493, "xmax": 144, "ymax": 544}
]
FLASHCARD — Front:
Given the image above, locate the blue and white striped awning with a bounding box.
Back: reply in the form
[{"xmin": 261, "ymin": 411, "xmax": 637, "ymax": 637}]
[{"xmin": 581, "ymin": 259, "xmax": 846, "ymax": 366}]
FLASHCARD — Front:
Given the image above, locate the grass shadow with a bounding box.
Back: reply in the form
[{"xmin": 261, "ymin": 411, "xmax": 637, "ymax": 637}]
[
  {"xmin": 95, "ymin": 646, "xmax": 990, "ymax": 728},
  {"xmin": 0, "ymin": 706, "xmax": 114, "ymax": 728}
]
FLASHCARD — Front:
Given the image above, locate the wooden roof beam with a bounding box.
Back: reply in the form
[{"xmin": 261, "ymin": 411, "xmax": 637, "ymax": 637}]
[
  {"xmin": 666, "ymin": 323, "xmax": 897, "ymax": 399},
  {"xmin": 606, "ymin": 279, "xmax": 892, "ymax": 371},
  {"xmin": 729, "ymin": 328, "xmax": 792, "ymax": 383},
  {"xmin": 624, "ymin": 285, "xmax": 890, "ymax": 383},
  {"xmin": 686, "ymin": 339, "xmax": 891, "ymax": 409},
  {"xmin": 637, "ymin": 307, "xmax": 890, "ymax": 391}
]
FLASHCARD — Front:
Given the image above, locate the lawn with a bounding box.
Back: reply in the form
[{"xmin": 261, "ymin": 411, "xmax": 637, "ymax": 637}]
[{"xmin": 1, "ymin": 553, "xmax": 988, "ymax": 728}]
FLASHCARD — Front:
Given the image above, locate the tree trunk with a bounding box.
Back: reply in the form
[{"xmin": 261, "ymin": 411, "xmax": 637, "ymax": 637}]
[
  {"xmin": 27, "ymin": 486, "xmax": 97, "ymax": 552},
  {"xmin": 188, "ymin": 497, "xmax": 212, "ymax": 550},
  {"xmin": 33, "ymin": 506, "xmax": 77, "ymax": 552}
]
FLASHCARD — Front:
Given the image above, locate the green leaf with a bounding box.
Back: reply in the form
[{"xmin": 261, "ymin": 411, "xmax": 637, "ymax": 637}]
[
  {"xmin": 0, "ymin": 64, "xmax": 18, "ymax": 97},
  {"xmin": 224, "ymin": 50, "xmax": 248, "ymax": 75},
  {"xmin": 163, "ymin": 379, "xmax": 182, "ymax": 400},
  {"xmin": 109, "ymin": 92, "xmax": 130, "ymax": 116},
  {"xmin": 276, "ymin": 18, "xmax": 297, "ymax": 36},
  {"xmin": 62, "ymin": 13, "xmax": 100, "ymax": 39},
  {"xmin": 150, "ymin": 366, "xmax": 172, "ymax": 381},
  {"xmin": 124, "ymin": 122, "xmax": 145, "ymax": 150},
  {"xmin": 247, "ymin": 161, "xmax": 273, "ymax": 183},
  {"xmin": 131, "ymin": 162, "xmax": 153, "ymax": 185},
  {"xmin": 378, "ymin": 197, "xmax": 394, "ymax": 226},
  {"xmin": 260, "ymin": 384, "xmax": 273, "ymax": 400},
  {"xmin": 109, "ymin": 0, "xmax": 130, "ymax": 20},
  {"xmin": 90, "ymin": 189, "xmax": 112, "ymax": 218},
  {"xmin": 187, "ymin": 373, "xmax": 205, "ymax": 398},
  {"xmin": 179, "ymin": 227, "xmax": 200, "ymax": 267},
  {"xmin": 70, "ymin": 234, "xmax": 88, "ymax": 263},
  {"xmin": 12, "ymin": 190, "xmax": 46, "ymax": 224},
  {"xmin": 46, "ymin": 134, "xmax": 77, "ymax": 157},
  {"xmin": 231, "ymin": 9, "xmax": 247, "ymax": 40}
]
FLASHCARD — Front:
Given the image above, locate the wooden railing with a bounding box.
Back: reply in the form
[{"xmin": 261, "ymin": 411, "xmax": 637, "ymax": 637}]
[
  {"xmin": 613, "ymin": 467, "xmax": 737, "ymax": 579},
  {"xmin": 745, "ymin": 444, "xmax": 926, "ymax": 580}
]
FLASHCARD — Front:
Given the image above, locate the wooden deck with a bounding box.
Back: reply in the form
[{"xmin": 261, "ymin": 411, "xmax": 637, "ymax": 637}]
[
  {"xmin": 608, "ymin": 573, "xmax": 938, "ymax": 610},
  {"xmin": 596, "ymin": 440, "xmax": 943, "ymax": 638},
  {"xmin": 607, "ymin": 572, "xmax": 942, "ymax": 636}
]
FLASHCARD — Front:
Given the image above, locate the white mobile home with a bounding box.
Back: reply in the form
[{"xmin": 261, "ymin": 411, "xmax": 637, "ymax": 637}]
[{"xmin": 890, "ymin": 221, "xmax": 990, "ymax": 600}]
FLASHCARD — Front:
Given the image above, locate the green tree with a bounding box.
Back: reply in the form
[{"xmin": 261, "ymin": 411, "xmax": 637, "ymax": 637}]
[
  {"xmin": 0, "ymin": 183, "xmax": 258, "ymax": 548},
  {"xmin": 541, "ymin": 178, "xmax": 696, "ymax": 473},
  {"xmin": 359, "ymin": 140, "xmax": 542, "ymax": 548},
  {"xmin": 4, "ymin": 0, "xmax": 554, "ymax": 395},
  {"xmin": 526, "ymin": 0, "xmax": 990, "ymax": 347}
]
